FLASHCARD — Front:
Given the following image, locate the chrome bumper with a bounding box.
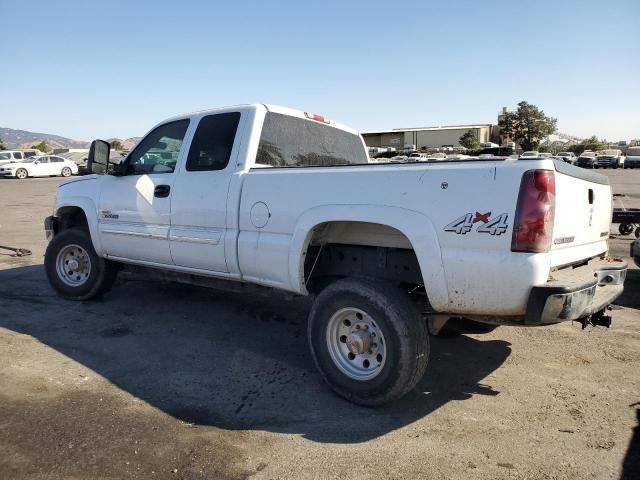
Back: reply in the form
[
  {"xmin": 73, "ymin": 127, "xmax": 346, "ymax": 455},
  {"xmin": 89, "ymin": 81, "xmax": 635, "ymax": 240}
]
[{"xmin": 525, "ymin": 258, "xmax": 627, "ymax": 325}]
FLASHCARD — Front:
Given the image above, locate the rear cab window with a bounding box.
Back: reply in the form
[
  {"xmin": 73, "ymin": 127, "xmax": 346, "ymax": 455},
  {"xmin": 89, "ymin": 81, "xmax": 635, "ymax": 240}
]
[{"xmin": 255, "ymin": 112, "xmax": 367, "ymax": 167}]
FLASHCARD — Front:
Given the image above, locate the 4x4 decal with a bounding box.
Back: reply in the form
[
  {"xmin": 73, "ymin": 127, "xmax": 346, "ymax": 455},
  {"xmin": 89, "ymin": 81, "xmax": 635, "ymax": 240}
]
[{"xmin": 444, "ymin": 211, "xmax": 509, "ymax": 236}]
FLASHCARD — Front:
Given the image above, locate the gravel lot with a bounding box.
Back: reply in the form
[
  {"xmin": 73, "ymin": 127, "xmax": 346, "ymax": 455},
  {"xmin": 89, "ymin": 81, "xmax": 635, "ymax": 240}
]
[{"xmin": 0, "ymin": 170, "xmax": 638, "ymax": 480}]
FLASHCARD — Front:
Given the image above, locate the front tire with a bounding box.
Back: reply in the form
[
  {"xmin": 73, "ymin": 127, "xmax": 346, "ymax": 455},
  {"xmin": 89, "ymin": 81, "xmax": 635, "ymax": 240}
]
[
  {"xmin": 308, "ymin": 278, "xmax": 429, "ymax": 406},
  {"xmin": 15, "ymin": 168, "xmax": 28, "ymax": 179},
  {"xmin": 61, "ymin": 167, "xmax": 72, "ymax": 177},
  {"xmin": 45, "ymin": 228, "xmax": 118, "ymax": 300}
]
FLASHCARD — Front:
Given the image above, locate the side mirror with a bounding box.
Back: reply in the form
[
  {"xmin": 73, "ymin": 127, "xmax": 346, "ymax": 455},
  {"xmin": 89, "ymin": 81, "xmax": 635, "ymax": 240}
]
[{"xmin": 87, "ymin": 139, "xmax": 111, "ymax": 175}]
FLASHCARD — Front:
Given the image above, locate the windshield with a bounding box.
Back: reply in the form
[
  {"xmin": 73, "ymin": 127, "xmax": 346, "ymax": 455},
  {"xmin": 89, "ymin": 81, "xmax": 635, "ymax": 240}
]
[
  {"xmin": 580, "ymin": 152, "xmax": 595, "ymax": 158},
  {"xmin": 522, "ymin": 151, "xmax": 538, "ymax": 156},
  {"xmin": 19, "ymin": 158, "xmax": 37, "ymax": 163},
  {"xmin": 600, "ymin": 150, "xmax": 618, "ymax": 156},
  {"xmin": 557, "ymin": 152, "xmax": 571, "ymax": 156}
]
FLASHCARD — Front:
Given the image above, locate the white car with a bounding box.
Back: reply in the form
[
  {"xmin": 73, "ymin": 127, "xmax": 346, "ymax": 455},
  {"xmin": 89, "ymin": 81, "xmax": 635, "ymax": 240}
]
[
  {"xmin": 43, "ymin": 104, "xmax": 626, "ymax": 406},
  {"xmin": 520, "ymin": 151, "xmax": 540, "ymax": 159},
  {"xmin": 557, "ymin": 152, "xmax": 577, "ymax": 164},
  {"xmin": 0, "ymin": 155, "xmax": 79, "ymax": 179}
]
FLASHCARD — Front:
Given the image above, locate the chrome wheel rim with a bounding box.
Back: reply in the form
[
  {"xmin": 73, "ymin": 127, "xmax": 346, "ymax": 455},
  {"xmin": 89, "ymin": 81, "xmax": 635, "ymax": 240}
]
[
  {"xmin": 56, "ymin": 244, "xmax": 91, "ymax": 287},
  {"xmin": 62, "ymin": 168, "xmax": 71, "ymax": 177},
  {"xmin": 326, "ymin": 307, "xmax": 387, "ymax": 381},
  {"xmin": 16, "ymin": 169, "xmax": 27, "ymax": 179}
]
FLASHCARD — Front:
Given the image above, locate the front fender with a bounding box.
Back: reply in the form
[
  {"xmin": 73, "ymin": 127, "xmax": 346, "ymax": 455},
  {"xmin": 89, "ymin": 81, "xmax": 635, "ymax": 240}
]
[
  {"xmin": 288, "ymin": 204, "xmax": 450, "ymax": 310},
  {"xmin": 54, "ymin": 196, "xmax": 102, "ymax": 255}
]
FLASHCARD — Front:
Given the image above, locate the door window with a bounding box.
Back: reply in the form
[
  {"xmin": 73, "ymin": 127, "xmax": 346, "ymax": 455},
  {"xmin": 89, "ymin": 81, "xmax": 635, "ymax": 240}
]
[
  {"xmin": 13, "ymin": 152, "xmax": 23, "ymax": 160},
  {"xmin": 186, "ymin": 112, "xmax": 240, "ymax": 171},
  {"xmin": 126, "ymin": 119, "xmax": 190, "ymax": 175},
  {"xmin": 50, "ymin": 156, "xmax": 64, "ymax": 163}
]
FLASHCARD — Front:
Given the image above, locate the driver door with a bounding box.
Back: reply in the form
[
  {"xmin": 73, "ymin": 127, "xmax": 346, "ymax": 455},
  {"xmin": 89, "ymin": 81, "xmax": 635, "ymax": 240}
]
[{"xmin": 97, "ymin": 119, "xmax": 190, "ymax": 264}]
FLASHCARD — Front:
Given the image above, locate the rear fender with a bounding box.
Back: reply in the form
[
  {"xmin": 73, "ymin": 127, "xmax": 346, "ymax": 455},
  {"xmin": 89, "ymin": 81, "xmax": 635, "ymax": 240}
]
[{"xmin": 288, "ymin": 205, "xmax": 450, "ymax": 310}]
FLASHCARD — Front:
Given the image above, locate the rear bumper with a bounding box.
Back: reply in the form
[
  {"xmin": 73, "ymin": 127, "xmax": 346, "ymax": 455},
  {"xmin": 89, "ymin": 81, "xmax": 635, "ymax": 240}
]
[{"xmin": 524, "ymin": 258, "xmax": 627, "ymax": 325}]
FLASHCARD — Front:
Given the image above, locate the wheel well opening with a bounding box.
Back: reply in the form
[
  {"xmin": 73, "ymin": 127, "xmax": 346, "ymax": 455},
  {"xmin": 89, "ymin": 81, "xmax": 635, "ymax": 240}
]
[
  {"xmin": 303, "ymin": 221, "xmax": 425, "ymax": 294},
  {"xmin": 56, "ymin": 207, "xmax": 89, "ymax": 234}
]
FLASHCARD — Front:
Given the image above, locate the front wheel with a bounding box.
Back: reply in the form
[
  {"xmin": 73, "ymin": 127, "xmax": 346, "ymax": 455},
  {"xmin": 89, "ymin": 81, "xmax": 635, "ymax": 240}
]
[
  {"xmin": 15, "ymin": 168, "xmax": 28, "ymax": 179},
  {"xmin": 61, "ymin": 167, "xmax": 72, "ymax": 177},
  {"xmin": 308, "ymin": 278, "xmax": 429, "ymax": 406},
  {"xmin": 45, "ymin": 228, "xmax": 118, "ymax": 300}
]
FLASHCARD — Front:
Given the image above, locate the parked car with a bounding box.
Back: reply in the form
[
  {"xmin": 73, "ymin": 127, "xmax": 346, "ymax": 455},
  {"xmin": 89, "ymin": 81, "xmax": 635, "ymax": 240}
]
[
  {"xmin": 575, "ymin": 151, "xmax": 597, "ymax": 168},
  {"xmin": 0, "ymin": 149, "xmax": 43, "ymax": 166},
  {"xmin": 520, "ymin": 151, "xmax": 540, "ymax": 159},
  {"xmin": 594, "ymin": 149, "xmax": 625, "ymax": 169},
  {"xmin": 43, "ymin": 104, "xmax": 627, "ymax": 406},
  {"xmin": 0, "ymin": 155, "xmax": 78, "ymax": 179},
  {"xmin": 556, "ymin": 152, "xmax": 576, "ymax": 164},
  {"xmin": 624, "ymin": 146, "xmax": 640, "ymax": 169}
]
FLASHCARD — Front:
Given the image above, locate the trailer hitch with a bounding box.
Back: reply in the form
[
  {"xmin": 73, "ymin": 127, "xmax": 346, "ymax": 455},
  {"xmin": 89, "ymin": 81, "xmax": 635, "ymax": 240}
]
[
  {"xmin": 576, "ymin": 308, "xmax": 612, "ymax": 329},
  {"xmin": 0, "ymin": 245, "xmax": 32, "ymax": 257}
]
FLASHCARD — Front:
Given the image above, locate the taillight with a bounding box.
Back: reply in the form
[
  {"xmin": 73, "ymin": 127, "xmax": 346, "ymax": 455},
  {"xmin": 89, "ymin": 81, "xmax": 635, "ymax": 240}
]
[
  {"xmin": 511, "ymin": 169, "xmax": 556, "ymax": 253},
  {"xmin": 304, "ymin": 112, "xmax": 330, "ymax": 124}
]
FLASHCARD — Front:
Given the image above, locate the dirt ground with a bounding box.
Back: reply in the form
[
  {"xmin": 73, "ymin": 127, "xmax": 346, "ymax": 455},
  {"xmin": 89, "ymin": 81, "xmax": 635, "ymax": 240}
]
[{"xmin": 0, "ymin": 172, "xmax": 638, "ymax": 480}]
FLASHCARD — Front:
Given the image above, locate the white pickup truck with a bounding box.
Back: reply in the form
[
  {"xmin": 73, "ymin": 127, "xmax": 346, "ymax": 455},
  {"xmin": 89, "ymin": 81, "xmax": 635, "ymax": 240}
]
[{"xmin": 44, "ymin": 104, "xmax": 627, "ymax": 406}]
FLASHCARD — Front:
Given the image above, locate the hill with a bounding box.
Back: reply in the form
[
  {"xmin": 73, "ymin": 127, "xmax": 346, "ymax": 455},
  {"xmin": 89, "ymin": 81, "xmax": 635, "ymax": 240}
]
[{"xmin": 0, "ymin": 127, "xmax": 140, "ymax": 151}]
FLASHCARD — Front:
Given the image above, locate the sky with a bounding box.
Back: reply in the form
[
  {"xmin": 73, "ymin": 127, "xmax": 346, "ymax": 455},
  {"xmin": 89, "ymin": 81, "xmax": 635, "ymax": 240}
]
[{"xmin": 1, "ymin": 0, "xmax": 639, "ymax": 142}]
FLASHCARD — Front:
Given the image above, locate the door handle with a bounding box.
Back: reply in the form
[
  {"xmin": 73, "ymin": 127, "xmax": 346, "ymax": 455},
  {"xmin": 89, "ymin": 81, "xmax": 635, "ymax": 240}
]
[{"xmin": 154, "ymin": 185, "xmax": 171, "ymax": 198}]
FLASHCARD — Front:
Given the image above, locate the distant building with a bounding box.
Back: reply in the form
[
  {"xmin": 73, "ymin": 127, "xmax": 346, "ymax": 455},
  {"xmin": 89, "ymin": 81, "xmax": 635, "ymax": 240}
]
[{"xmin": 362, "ymin": 124, "xmax": 494, "ymax": 151}]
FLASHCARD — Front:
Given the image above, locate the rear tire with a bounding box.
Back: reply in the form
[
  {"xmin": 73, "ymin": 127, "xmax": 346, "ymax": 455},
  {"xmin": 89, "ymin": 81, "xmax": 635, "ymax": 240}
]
[
  {"xmin": 45, "ymin": 228, "xmax": 118, "ymax": 300},
  {"xmin": 308, "ymin": 277, "xmax": 429, "ymax": 406},
  {"xmin": 619, "ymin": 224, "xmax": 634, "ymax": 236},
  {"xmin": 61, "ymin": 167, "xmax": 72, "ymax": 177}
]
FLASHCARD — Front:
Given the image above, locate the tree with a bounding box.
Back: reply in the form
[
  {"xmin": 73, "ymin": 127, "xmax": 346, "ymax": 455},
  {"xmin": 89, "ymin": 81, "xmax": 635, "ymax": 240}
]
[
  {"xmin": 498, "ymin": 101, "xmax": 557, "ymax": 151},
  {"xmin": 459, "ymin": 129, "xmax": 480, "ymax": 150},
  {"xmin": 566, "ymin": 136, "xmax": 607, "ymax": 156},
  {"xmin": 110, "ymin": 139, "xmax": 124, "ymax": 151},
  {"xmin": 0, "ymin": 137, "xmax": 5, "ymax": 151},
  {"xmin": 31, "ymin": 141, "xmax": 51, "ymax": 153}
]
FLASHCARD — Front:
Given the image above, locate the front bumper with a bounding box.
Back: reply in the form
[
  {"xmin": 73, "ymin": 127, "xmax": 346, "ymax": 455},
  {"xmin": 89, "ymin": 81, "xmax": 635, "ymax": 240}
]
[
  {"xmin": 44, "ymin": 216, "xmax": 57, "ymax": 241},
  {"xmin": 524, "ymin": 258, "xmax": 627, "ymax": 325}
]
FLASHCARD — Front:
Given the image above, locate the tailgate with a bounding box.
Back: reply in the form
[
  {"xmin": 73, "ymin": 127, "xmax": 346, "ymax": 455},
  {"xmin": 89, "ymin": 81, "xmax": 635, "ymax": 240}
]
[{"xmin": 550, "ymin": 161, "xmax": 611, "ymax": 266}]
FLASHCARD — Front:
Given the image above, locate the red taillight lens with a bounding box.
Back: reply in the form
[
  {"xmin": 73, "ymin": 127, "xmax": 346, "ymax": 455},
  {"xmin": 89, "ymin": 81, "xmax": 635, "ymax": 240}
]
[{"xmin": 511, "ymin": 169, "xmax": 556, "ymax": 253}]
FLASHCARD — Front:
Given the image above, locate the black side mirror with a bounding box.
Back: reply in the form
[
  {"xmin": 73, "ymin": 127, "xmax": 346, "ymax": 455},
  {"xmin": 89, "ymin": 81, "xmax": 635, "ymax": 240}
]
[{"xmin": 87, "ymin": 140, "xmax": 110, "ymax": 175}]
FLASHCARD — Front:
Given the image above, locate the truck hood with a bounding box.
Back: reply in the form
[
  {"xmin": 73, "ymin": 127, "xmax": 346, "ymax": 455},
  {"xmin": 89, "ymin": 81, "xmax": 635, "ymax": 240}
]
[{"xmin": 59, "ymin": 175, "xmax": 98, "ymax": 188}]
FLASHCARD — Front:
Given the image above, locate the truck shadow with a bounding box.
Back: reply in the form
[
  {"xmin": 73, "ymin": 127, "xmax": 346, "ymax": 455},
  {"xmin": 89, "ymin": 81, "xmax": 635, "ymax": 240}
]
[{"xmin": 0, "ymin": 264, "xmax": 510, "ymax": 444}]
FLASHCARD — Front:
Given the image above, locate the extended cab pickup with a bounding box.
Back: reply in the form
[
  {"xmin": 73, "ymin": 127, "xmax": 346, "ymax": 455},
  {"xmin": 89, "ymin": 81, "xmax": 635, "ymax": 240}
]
[{"xmin": 44, "ymin": 104, "xmax": 627, "ymax": 405}]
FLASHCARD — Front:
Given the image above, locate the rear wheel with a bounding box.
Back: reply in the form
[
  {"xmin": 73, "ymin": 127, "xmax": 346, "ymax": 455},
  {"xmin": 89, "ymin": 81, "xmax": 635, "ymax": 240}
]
[
  {"xmin": 308, "ymin": 277, "xmax": 429, "ymax": 406},
  {"xmin": 45, "ymin": 228, "xmax": 118, "ymax": 300},
  {"xmin": 61, "ymin": 167, "xmax": 72, "ymax": 177},
  {"xmin": 619, "ymin": 224, "xmax": 634, "ymax": 236},
  {"xmin": 15, "ymin": 168, "xmax": 28, "ymax": 179}
]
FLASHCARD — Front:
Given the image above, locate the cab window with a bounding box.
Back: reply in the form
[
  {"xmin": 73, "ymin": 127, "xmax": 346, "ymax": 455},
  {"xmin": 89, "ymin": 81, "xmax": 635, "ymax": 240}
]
[
  {"xmin": 126, "ymin": 120, "xmax": 190, "ymax": 175},
  {"xmin": 186, "ymin": 112, "xmax": 240, "ymax": 171},
  {"xmin": 13, "ymin": 152, "xmax": 23, "ymax": 160}
]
